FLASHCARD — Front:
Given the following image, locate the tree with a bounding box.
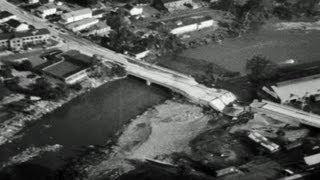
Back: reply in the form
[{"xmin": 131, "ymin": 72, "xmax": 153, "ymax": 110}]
[
  {"xmin": 14, "ymin": 60, "xmax": 33, "ymax": 71},
  {"xmin": 246, "ymin": 55, "xmax": 278, "ymax": 83}
]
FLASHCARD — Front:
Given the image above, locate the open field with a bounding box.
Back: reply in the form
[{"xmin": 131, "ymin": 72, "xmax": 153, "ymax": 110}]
[{"xmin": 180, "ymin": 23, "xmax": 320, "ymax": 74}]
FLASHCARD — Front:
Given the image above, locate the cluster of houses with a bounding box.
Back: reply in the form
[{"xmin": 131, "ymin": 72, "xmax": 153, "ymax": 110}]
[
  {"xmin": 34, "ymin": 1, "xmax": 111, "ymax": 35},
  {"xmin": 0, "ymin": 10, "xmax": 50, "ymax": 51}
]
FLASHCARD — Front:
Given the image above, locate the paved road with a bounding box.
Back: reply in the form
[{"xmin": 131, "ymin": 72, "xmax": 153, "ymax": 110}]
[{"xmin": 0, "ymin": 0, "xmax": 237, "ymax": 112}]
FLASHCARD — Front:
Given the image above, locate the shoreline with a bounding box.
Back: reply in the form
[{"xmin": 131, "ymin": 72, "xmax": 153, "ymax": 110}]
[
  {"xmin": 0, "ymin": 75, "xmax": 127, "ymax": 147},
  {"xmin": 61, "ymin": 99, "xmax": 211, "ymax": 180}
]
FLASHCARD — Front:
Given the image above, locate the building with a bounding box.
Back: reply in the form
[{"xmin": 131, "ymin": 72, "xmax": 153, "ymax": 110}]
[
  {"xmin": 66, "ymin": 18, "xmax": 98, "ymax": 32},
  {"xmin": 123, "ymin": 4, "xmax": 143, "ymax": 16},
  {"xmin": 61, "ymin": 8, "xmax": 92, "ymax": 24},
  {"xmin": 36, "ymin": 4, "xmax": 57, "ymax": 18},
  {"xmin": 269, "ymin": 74, "xmax": 320, "ymax": 103},
  {"xmin": 0, "ymin": 34, "xmax": 10, "ymax": 50},
  {"xmin": 0, "ymin": 28, "xmax": 50, "ymax": 51},
  {"xmin": 92, "ymin": 9, "xmax": 105, "ymax": 19},
  {"xmin": 40, "ymin": 55, "xmax": 91, "ymax": 84},
  {"xmin": 5, "ymin": 19, "xmax": 29, "ymax": 32},
  {"xmin": 168, "ymin": 16, "xmax": 218, "ymax": 35},
  {"xmin": 250, "ymin": 100, "xmax": 320, "ymax": 129},
  {"xmin": 83, "ymin": 22, "xmax": 111, "ymax": 36},
  {"xmin": 304, "ymin": 152, "xmax": 320, "ymax": 166},
  {"xmin": 0, "ymin": 11, "xmax": 17, "ymax": 24},
  {"xmin": 28, "ymin": 0, "xmax": 39, "ymax": 4},
  {"xmin": 127, "ymin": 48, "xmax": 150, "ymax": 59},
  {"xmin": 163, "ymin": 0, "xmax": 193, "ymax": 9},
  {"xmin": 248, "ymin": 131, "xmax": 280, "ymax": 153}
]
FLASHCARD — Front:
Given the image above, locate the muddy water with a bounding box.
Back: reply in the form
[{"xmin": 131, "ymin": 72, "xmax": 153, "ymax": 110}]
[{"xmin": 0, "ymin": 77, "xmax": 171, "ymax": 170}]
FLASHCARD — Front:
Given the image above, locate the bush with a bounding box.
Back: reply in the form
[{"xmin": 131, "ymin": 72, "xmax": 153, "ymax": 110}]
[
  {"xmin": 246, "ymin": 55, "xmax": 278, "ymax": 83},
  {"xmin": 68, "ymin": 83, "xmax": 82, "ymax": 91},
  {"xmin": 111, "ymin": 64, "xmax": 126, "ymax": 77},
  {"xmin": 13, "ymin": 60, "xmax": 33, "ymax": 71}
]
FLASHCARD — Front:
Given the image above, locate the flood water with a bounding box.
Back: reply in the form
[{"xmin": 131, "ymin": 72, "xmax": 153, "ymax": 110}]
[{"xmin": 0, "ymin": 77, "xmax": 171, "ymax": 170}]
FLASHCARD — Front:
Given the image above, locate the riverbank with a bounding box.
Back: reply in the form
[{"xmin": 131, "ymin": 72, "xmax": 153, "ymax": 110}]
[
  {"xmin": 0, "ymin": 74, "xmax": 127, "ymax": 147},
  {"xmin": 61, "ymin": 99, "xmax": 212, "ymax": 179}
]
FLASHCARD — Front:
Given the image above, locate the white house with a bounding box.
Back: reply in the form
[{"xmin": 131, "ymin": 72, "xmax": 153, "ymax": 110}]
[
  {"xmin": 84, "ymin": 22, "xmax": 111, "ymax": 36},
  {"xmin": 5, "ymin": 19, "xmax": 29, "ymax": 32},
  {"xmin": 124, "ymin": 4, "xmax": 143, "ymax": 16},
  {"xmin": 37, "ymin": 4, "xmax": 57, "ymax": 18},
  {"xmin": 66, "ymin": 18, "xmax": 99, "ymax": 32},
  {"xmin": 169, "ymin": 16, "xmax": 218, "ymax": 35},
  {"xmin": 0, "ymin": 11, "xmax": 17, "ymax": 24},
  {"xmin": 61, "ymin": 8, "xmax": 92, "ymax": 24}
]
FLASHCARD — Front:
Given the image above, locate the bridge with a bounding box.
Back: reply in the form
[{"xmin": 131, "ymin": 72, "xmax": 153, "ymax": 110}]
[
  {"xmin": 117, "ymin": 56, "xmax": 237, "ymax": 112},
  {"xmin": 250, "ymin": 100, "xmax": 320, "ymax": 128},
  {"xmin": 0, "ymin": 0, "xmax": 237, "ymax": 113}
]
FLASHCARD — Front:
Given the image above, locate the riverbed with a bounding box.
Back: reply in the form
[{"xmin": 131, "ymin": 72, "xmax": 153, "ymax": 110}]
[{"xmin": 0, "ymin": 77, "xmax": 171, "ymax": 172}]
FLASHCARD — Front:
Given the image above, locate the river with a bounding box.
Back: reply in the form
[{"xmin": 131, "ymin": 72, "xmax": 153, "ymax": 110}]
[
  {"xmin": 0, "ymin": 77, "xmax": 171, "ymax": 171},
  {"xmin": 1, "ymin": 22, "xmax": 320, "ymax": 178}
]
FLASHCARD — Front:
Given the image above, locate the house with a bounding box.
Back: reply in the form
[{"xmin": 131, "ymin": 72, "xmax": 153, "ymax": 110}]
[
  {"xmin": 0, "ymin": 11, "xmax": 17, "ymax": 24},
  {"xmin": 40, "ymin": 54, "xmax": 91, "ymax": 84},
  {"xmin": 84, "ymin": 22, "xmax": 111, "ymax": 36},
  {"xmin": 127, "ymin": 47, "xmax": 150, "ymax": 59},
  {"xmin": 123, "ymin": 4, "xmax": 143, "ymax": 16},
  {"xmin": 0, "ymin": 28, "xmax": 50, "ymax": 51},
  {"xmin": 66, "ymin": 18, "xmax": 99, "ymax": 32},
  {"xmin": 61, "ymin": 8, "xmax": 92, "ymax": 24},
  {"xmin": 10, "ymin": 29, "xmax": 50, "ymax": 50},
  {"xmin": 168, "ymin": 16, "xmax": 218, "ymax": 35},
  {"xmin": 163, "ymin": 0, "xmax": 193, "ymax": 9},
  {"xmin": 36, "ymin": 4, "xmax": 57, "ymax": 18},
  {"xmin": 5, "ymin": 19, "xmax": 29, "ymax": 32}
]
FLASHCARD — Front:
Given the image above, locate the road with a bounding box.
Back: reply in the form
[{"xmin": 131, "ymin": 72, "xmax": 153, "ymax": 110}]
[{"xmin": 0, "ymin": 0, "xmax": 238, "ymax": 112}]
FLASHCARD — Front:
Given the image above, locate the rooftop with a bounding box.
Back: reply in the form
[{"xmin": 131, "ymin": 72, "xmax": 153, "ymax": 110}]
[
  {"xmin": 66, "ymin": 18, "xmax": 98, "ymax": 29},
  {"xmin": 165, "ymin": 15, "xmax": 212, "ymax": 29},
  {"xmin": 92, "ymin": 9, "xmax": 105, "ymax": 16},
  {"xmin": 14, "ymin": 28, "xmax": 50, "ymax": 38},
  {"xmin": 0, "ymin": 28, "xmax": 50, "ymax": 40},
  {"xmin": 37, "ymin": 4, "xmax": 57, "ymax": 12},
  {"xmin": 0, "ymin": 11, "xmax": 14, "ymax": 19},
  {"xmin": 43, "ymin": 60, "xmax": 86, "ymax": 78},
  {"xmin": 5, "ymin": 19, "xmax": 23, "ymax": 28},
  {"xmin": 62, "ymin": 8, "xmax": 92, "ymax": 19}
]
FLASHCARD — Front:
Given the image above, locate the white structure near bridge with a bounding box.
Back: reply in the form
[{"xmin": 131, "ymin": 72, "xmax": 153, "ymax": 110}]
[{"xmin": 169, "ymin": 16, "xmax": 218, "ymax": 35}]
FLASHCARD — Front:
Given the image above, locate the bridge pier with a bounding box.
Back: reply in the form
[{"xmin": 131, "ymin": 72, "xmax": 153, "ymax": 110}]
[{"xmin": 146, "ymin": 80, "xmax": 151, "ymax": 86}]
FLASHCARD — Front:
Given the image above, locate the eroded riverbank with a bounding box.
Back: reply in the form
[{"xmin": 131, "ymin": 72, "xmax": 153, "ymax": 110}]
[
  {"xmin": 0, "ymin": 77, "xmax": 171, "ymax": 175},
  {"xmin": 68, "ymin": 99, "xmax": 212, "ymax": 179}
]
